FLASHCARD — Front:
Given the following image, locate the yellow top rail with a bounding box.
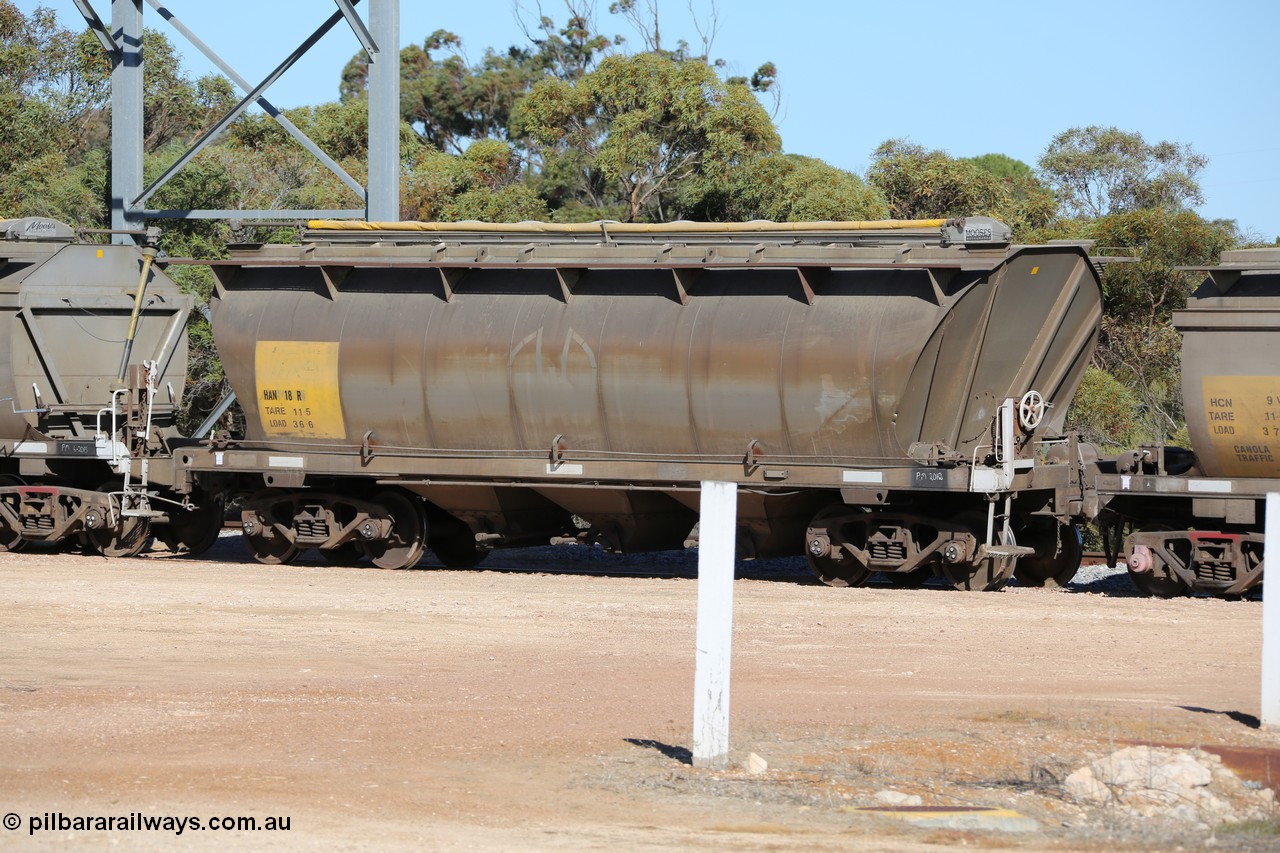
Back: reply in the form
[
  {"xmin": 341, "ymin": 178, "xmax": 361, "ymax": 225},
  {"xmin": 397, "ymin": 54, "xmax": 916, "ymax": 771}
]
[{"xmin": 307, "ymin": 218, "xmax": 949, "ymax": 234}]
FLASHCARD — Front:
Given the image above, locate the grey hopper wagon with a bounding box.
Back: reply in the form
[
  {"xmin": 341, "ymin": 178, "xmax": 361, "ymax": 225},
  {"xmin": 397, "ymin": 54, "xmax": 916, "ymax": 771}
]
[
  {"xmin": 1094, "ymin": 248, "xmax": 1280, "ymax": 596},
  {"xmin": 190, "ymin": 216, "xmax": 1103, "ymax": 588},
  {"xmin": 0, "ymin": 218, "xmax": 219, "ymax": 555}
]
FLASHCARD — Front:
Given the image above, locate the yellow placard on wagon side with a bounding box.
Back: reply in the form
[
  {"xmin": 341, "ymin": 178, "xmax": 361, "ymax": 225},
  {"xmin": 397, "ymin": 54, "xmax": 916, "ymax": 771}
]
[
  {"xmin": 1199, "ymin": 375, "xmax": 1280, "ymax": 477},
  {"xmin": 255, "ymin": 341, "xmax": 346, "ymax": 439}
]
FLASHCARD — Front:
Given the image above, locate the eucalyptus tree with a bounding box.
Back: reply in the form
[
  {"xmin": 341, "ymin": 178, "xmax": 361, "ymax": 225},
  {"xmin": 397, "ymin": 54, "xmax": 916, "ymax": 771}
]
[
  {"xmin": 1038, "ymin": 126, "xmax": 1207, "ymax": 219},
  {"xmin": 513, "ymin": 51, "xmax": 780, "ymax": 221}
]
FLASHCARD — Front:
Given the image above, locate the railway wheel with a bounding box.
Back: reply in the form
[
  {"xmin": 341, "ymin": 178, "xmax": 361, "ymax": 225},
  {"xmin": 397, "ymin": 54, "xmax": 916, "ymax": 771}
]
[
  {"xmin": 156, "ymin": 493, "xmax": 224, "ymax": 556},
  {"xmin": 1129, "ymin": 565, "xmax": 1192, "ymax": 598},
  {"xmin": 244, "ymin": 529, "xmax": 300, "ymax": 565},
  {"xmin": 804, "ymin": 507, "xmax": 872, "ymax": 587},
  {"xmin": 84, "ymin": 484, "xmax": 151, "ymax": 557},
  {"xmin": 85, "ymin": 515, "xmax": 151, "ymax": 557},
  {"xmin": 942, "ymin": 511, "xmax": 1016, "ymax": 592},
  {"xmin": 0, "ymin": 474, "xmax": 28, "ymax": 553},
  {"xmin": 1126, "ymin": 524, "xmax": 1192, "ymax": 598},
  {"xmin": 1013, "ymin": 521, "xmax": 1082, "ymax": 588},
  {"xmin": 0, "ymin": 521, "xmax": 24, "ymax": 552},
  {"xmin": 365, "ymin": 490, "xmax": 427, "ymax": 570}
]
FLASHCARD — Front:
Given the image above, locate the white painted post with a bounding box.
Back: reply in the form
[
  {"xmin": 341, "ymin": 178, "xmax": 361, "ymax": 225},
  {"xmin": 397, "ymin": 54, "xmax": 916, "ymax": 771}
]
[
  {"xmin": 1263, "ymin": 492, "xmax": 1280, "ymax": 729},
  {"xmin": 693, "ymin": 480, "xmax": 738, "ymax": 769}
]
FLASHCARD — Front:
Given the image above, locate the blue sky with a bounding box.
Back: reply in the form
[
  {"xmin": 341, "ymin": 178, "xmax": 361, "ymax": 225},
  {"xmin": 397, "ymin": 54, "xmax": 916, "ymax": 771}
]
[{"xmin": 25, "ymin": 0, "xmax": 1280, "ymax": 239}]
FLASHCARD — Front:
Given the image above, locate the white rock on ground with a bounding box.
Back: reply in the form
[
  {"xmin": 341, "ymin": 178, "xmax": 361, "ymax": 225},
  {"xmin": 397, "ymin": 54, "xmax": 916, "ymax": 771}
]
[
  {"xmin": 1095, "ymin": 746, "xmax": 1210, "ymax": 790},
  {"xmin": 874, "ymin": 790, "xmax": 924, "ymax": 807},
  {"xmin": 1063, "ymin": 766, "xmax": 1112, "ymax": 805},
  {"xmin": 1063, "ymin": 746, "xmax": 1274, "ymax": 824}
]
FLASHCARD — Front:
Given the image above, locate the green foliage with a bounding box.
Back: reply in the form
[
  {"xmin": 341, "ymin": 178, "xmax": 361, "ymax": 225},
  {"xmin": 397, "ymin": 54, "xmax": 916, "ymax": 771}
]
[
  {"xmin": 444, "ymin": 139, "xmax": 548, "ymax": 221},
  {"xmin": 778, "ymin": 158, "xmax": 887, "ymax": 221},
  {"xmin": 524, "ymin": 11, "xmax": 615, "ymax": 81},
  {"xmin": 146, "ymin": 150, "xmax": 236, "ymax": 272},
  {"xmin": 866, "ymin": 140, "xmax": 1055, "ymax": 234},
  {"xmin": 548, "ymin": 199, "xmax": 632, "ymax": 223},
  {"xmin": 679, "ymin": 153, "xmax": 888, "ymax": 222},
  {"xmin": 607, "ymin": 0, "xmax": 776, "ymax": 93},
  {"xmin": 175, "ymin": 313, "xmax": 228, "ymax": 437},
  {"xmin": 1089, "ymin": 208, "xmax": 1234, "ymax": 325},
  {"xmin": 1038, "ymin": 126, "xmax": 1207, "ymax": 218},
  {"xmin": 402, "ymin": 148, "xmax": 462, "ymax": 220},
  {"xmin": 447, "ymin": 185, "xmax": 548, "ymax": 222},
  {"xmin": 403, "ymin": 141, "xmax": 549, "ymax": 222},
  {"xmin": 0, "ymin": 3, "xmax": 109, "ymax": 224},
  {"xmin": 1080, "ymin": 210, "xmax": 1235, "ymax": 442},
  {"xmin": 140, "ymin": 29, "xmax": 236, "ymax": 152},
  {"xmin": 513, "ymin": 52, "xmax": 780, "ymax": 221},
  {"xmin": 968, "ymin": 152, "xmax": 1057, "ymax": 231},
  {"xmin": 292, "ymin": 99, "xmax": 370, "ymax": 161},
  {"xmin": 966, "ymin": 153, "xmax": 1033, "ymax": 181},
  {"xmin": 336, "ymin": 4, "xmax": 780, "ymax": 223},
  {"xmin": 748, "ymin": 62, "xmax": 777, "ymax": 93},
  {"xmin": 868, "ymin": 140, "xmax": 1005, "ymax": 219},
  {"xmin": 146, "ymin": 147, "xmax": 238, "ymax": 214},
  {"xmin": 140, "ymin": 149, "xmax": 237, "ymax": 434},
  {"xmin": 221, "ymin": 99, "xmax": 428, "ymax": 215},
  {"xmin": 0, "ymin": 148, "xmax": 102, "ymax": 225},
  {"xmin": 1014, "ymin": 216, "xmax": 1092, "ymax": 247},
  {"xmin": 1094, "ymin": 317, "xmax": 1186, "ymax": 441},
  {"xmin": 0, "ymin": 4, "xmax": 109, "ymax": 149},
  {"xmin": 340, "ymin": 17, "xmax": 614, "ymax": 154},
  {"xmin": 456, "ymin": 138, "xmax": 522, "ymax": 189},
  {"xmin": 1066, "ymin": 367, "xmax": 1146, "ymax": 449}
]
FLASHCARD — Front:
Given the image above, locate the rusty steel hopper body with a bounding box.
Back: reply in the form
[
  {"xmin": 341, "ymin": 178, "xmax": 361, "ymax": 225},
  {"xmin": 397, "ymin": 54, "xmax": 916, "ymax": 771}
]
[
  {"xmin": 0, "ymin": 218, "xmax": 190, "ymax": 443},
  {"xmin": 1096, "ymin": 248, "xmax": 1280, "ymax": 596},
  {"xmin": 0, "ymin": 218, "xmax": 200, "ymax": 553},
  {"xmin": 1177, "ymin": 249, "xmax": 1280, "ymax": 480},
  {"xmin": 197, "ymin": 217, "xmax": 1102, "ymax": 579},
  {"xmin": 211, "ymin": 219, "xmax": 1099, "ymax": 471}
]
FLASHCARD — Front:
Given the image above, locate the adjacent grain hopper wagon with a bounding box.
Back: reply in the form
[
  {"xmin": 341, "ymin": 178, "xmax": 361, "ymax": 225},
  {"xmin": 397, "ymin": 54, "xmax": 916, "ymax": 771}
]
[
  {"xmin": 188, "ymin": 216, "xmax": 1103, "ymax": 589},
  {"xmin": 1095, "ymin": 249, "xmax": 1280, "ymax": 596},
  {"xmin": 0, "ymin": 218, "xmax": 218, "ymax": 555}
]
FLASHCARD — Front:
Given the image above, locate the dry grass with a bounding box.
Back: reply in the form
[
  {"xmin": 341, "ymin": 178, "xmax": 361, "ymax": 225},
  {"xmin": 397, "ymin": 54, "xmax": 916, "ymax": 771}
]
[{"xmin": 1214, "ymin": 817, "xmax": 1280, "ymax": 838}]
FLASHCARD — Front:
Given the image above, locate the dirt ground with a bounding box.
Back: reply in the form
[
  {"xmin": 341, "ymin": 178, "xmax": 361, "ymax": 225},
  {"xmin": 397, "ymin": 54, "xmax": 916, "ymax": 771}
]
[{"xmin": 1, "ymin": 535, "xmax": 1278, "ymax": 851}]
